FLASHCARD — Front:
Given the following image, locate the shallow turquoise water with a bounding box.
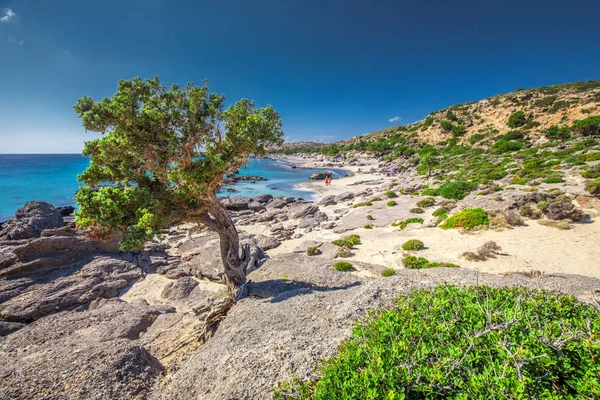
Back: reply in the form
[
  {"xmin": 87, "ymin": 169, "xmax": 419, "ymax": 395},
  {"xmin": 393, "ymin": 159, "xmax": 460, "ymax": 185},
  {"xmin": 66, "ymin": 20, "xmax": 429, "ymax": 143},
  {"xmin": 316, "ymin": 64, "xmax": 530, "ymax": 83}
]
[{"xmin": 0, "ymin": 155, "xmax": 346, "ymax": 221}]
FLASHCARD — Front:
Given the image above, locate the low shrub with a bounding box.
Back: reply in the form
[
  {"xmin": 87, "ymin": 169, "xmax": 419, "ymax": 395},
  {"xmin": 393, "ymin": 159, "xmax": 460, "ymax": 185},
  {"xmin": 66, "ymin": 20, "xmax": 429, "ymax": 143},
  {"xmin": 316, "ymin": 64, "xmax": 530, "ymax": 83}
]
[
  {"xmin": 586, "ymin": 177, "xmax": 600, "ymax": 196},
  {"xmin": 543, "ymin": 125, "xmax": 570, "ymax": 140},
  {"xmin": 366, "ymin": 214, "xmax": 374, "ymax": 220},
  {"xmin": 332, "ymin": 234, "xmax": 361, "ymax": 248},
  {"xmin": 538, "ymin": 219, "xmax": 571, "ymax": 230},
  {"xmin": 386, "ymin": 200, "xmax": 397, "ymax": 207},
  {"xmin": 392, "ymin": 217, "xmax": 424, "ymax": 230},
  {"xmin": 332, "ymin": 261, "xmax": 353, "ymax": 271},
  {"xmin": 410, "ymin": 207, "xmax": 424, "ymax": 214},
  {"xmin": 275, "ymin": 286, "xmax": 600, "ymax": 399},
  {"xmin": 402, "ymin": 239, "xmax": 425, "ymax": 251},
  {"xmin": 440, "ymin": 120, "xmax": 454, "ymax": 131},
  {"xmin": 402, "ymin": 256, "xmax": 460, "ymax": 269},
  {"xmin": 385, "ymin": 190, "xmax": 397, "ymax": 198},
  {"xmin": 363, "ymin": 224, "xmax": 373, "ymax": 229},
  {"xmin": 546, "ymin": 201, "xmax": 584, "ymax": 221},
  {"xmin": 438, "ymin": 181, "xmax": 476, "ymax": 200},
  {"xmin": 370, "ymin": 197, "xmax": 382, "ymax": 202},
  {"xmin": 462, "ymin": 241, "xmax": 501, "ymax": 261},
  {"xmin": 336, "ymin": 246, "xmax": 352, "ymax": 258},
  {"xmin": 306, "ymin": 246, "xmax": 321, "ymax": 256},
  {"xmin": 571, "ymin": 115, "xmax": 600, "ymax": 136},
  {"xmin": 451, "ymin": 125, "xmax": 466, "ymax": 136},
  {"xmin": 353, "ymin": 201, "xmax": 373, "ymax": 208},
  {"xmin": 439, "ymin": 208, "xmax": 489, "ymax": 229},
  {"xmin": 503, "ymin": 130, "xmax": 524, "ymax": 140},
  {"xmin": 421, "ymin": 188, "xmax": 439, "ymax": 196},
  {"xmin": 416, "ymin": 197, "xmax": 435, "ymax": 208},
  {"xmin": 381, "ymin": 268, "xmax": 395, "ymax": 277},
  {"xmin": 542, "ymin": 176, "xmax": 565, "ymax": 184},
  {"xmin": 492, "ymin": 139, "xmax": 524, "ymax": 153},
  {"xmin": 507, "ymin": 110, "xmax": 527, "ymax": 127},
  {"xmin": 469, "ymin": 133, "xmax": 485, "ymax": 145}
]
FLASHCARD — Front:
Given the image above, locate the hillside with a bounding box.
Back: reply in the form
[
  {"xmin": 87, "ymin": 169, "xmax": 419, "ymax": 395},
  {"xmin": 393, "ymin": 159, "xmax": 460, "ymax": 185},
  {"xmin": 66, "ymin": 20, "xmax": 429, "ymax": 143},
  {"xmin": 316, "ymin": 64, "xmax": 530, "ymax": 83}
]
[{"xmin": 278, "ymin": 80, "xmax": 600, "ymax": 152}]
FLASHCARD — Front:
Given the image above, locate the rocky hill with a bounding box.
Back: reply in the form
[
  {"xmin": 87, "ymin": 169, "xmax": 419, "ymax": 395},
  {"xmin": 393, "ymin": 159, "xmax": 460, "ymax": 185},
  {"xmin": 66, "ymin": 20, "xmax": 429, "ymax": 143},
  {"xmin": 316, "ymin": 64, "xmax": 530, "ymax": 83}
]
[{"xmin": 345, "ymin": 80, "xmax": 600, "ymax": 147}]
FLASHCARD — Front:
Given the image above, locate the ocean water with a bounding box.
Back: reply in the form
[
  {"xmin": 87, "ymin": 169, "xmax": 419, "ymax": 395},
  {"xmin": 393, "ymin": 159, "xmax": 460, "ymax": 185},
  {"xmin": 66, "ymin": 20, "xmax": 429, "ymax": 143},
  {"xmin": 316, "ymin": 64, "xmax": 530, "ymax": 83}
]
[{"xmin": 0, "ymin": 155, "xmax": 346, "ymax": 221}]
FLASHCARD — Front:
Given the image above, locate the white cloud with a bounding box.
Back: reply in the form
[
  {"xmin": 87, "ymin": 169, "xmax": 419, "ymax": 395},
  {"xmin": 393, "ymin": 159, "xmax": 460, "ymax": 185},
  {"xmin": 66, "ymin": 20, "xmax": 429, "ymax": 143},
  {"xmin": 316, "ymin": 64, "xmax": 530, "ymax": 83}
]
[
  {"xmin": 0, "ymin": 8, "xmax": 16, "ymax": 23},
  {"xmin": 388, "ymin": 116, "xmax": 401, "ymax": 123},
  {"xmin": 8, "ymin": 37, "xmax": 25, "ymax": 45}
]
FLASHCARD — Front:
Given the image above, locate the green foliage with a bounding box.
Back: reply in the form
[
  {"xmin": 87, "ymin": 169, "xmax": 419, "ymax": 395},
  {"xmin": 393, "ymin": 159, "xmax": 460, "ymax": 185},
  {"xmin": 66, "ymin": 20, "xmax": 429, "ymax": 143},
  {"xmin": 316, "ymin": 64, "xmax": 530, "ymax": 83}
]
[
  {"xmin": 370, "ymin": 196, "xmax": 382, "ymax": 202},
  {"xmin": 503, "ymin": 130, "xmax": 524, "ymax": 140},
  {"xmin": 353, "ymin": 201, "xmax": 373, "ymax": 208},
  {"xmin": 543, "ymin": 125, "xmax": 571, "ymax": 140},
  {"xmin": 469, "ymin": 133, "xmax": 485, "ymax": 145},
  {"xmin": 392, "ymin": 217, "xmax": 424, "ymax": 230},
  {"xmin": 418, "ymin": 146, "xmax": 439, "ymax": 177},
  {"xmin": 507, "ymin": 110, "xmax": 527, "ymax": 128},
  {"xmin": 542, "ymin": 176, "xmax": 565, "ymax": 184},
  {"xmin": 402, "ymin": 256, "xmax": 460, "ymax": 269},
  {"xmin": 276, "ymin": 286, "xmax": 600, "ymax": 399},
  {"xmin": 446, "ymin": 110, "xmax": 458, "ymax": 121},
  {"xmin": 385, "ymin": 190, "xmax": 397, "ymax": 198},
  {"xmin": 586, "ymin": 177, "xmax": 600, "ymax": 196},
  {"xmin": 440, "ymin": 120, "xmax": 454, "ymax": 131},
  {"xmin": 402, "ymin": 239, "xmax": 425, "ymax": 251},
  {"xmin": 572, "ymin": 116, "xmax": 600, "ymax": 136},
  {"xmin": 438, "ymin": 181, "xmax": 476, "ymax": 200},
  {"xmin": 332, "ymin": 262, "xmax": 353, "ymax": 271},
  {"xmin": 386, "ymin": 200, "xmax": 397, "ymax": 207},
  {"xmin": 73, "ymin": 77, "xmax": 283, "ymax": 251},
  {"xmin": 416, "ymin": 197, "xmax": 435, "ymax": 208},
  {"xmin": 440, "ymin": 208, "xmax": 489, "ymax": 229},
  {"xmin": 492, "ymin": 139, "xmax": 524, "ymax": 153},
  {"xmin": 363, "ymin": 224, "xmax": 373, "ymax": 229},
  {"xmin": 380, "ymin": 268, "xmax": 396, "ymax": 277},
  {"xmin": 451, "ymin": 124, "xmax": 466, "ymax": 136},
  {"xmin": 332, "ymin": 234, "xmax": 361, "ymax": 248},
  {"xmin": 421, "ymin": 188, "xmax": 439, "ymax": 196},
  {"xmin": 306, "ymin": 247, "xmax": 321, "ymax": 256}
]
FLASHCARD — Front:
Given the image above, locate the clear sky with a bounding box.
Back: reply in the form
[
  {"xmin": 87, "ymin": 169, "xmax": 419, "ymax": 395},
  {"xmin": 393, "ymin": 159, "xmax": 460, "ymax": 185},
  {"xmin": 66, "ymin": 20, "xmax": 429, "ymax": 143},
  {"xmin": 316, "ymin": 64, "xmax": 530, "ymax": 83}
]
[{"xmin": 1, "ymin": 0, "xmax": 599, "ymax": 153}]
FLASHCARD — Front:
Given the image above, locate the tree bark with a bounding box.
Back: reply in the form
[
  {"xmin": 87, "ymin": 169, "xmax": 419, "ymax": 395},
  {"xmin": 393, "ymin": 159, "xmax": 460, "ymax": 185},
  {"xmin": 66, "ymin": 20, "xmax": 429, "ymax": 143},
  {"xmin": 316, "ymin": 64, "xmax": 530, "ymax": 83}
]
[{"xmin": 204, "ymin": 195, "xmax": 252, "ymax": 301}]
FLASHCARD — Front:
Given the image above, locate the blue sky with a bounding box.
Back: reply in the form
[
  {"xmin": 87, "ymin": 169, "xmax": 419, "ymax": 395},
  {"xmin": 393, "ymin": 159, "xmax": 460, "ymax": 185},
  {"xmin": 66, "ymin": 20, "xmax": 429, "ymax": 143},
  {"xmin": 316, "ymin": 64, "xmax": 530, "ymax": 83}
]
[{"xmin": 1, "ymin": 0, "xmax": 599, "ymax": 153}]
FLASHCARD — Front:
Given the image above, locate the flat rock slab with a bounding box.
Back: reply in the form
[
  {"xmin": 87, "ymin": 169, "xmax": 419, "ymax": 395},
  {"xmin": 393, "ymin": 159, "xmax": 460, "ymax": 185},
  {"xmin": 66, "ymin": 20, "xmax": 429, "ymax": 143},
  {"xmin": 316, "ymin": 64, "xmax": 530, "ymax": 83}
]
[{"xmin": 0, "ymin": 300, "xmax": 174, "ymax": 400}]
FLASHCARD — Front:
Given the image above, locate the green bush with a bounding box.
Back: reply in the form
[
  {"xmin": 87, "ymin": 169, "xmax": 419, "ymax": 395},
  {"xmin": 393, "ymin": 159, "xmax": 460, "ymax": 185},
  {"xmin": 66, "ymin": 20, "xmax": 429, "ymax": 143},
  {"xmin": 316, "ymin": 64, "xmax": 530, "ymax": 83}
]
[
  {"xmin": 421, "ymin": 188, "xmax": 439, "ymax": 196},
  {"xmin": 440, "ymin": 208, "xmax": 489, "ymax": 229},
  {"xmin": 416, "ymin": 197, "xmax": 435, "ymax": 208},
  {"xmin": 370, "ymin": 196, "xmax": 382, "ymax": 202},
  {"xmin": 332, "ymin": 261, "xmax": 353, "ymax": 271},
  {"xmin": 363, "ymin": 224, "xmax": 373, "ymax": 229},
  {"xmin": 386, "ymin": 200, "xmax": 397, "ymax": 207},
  {"xmin": 402, "ymin": 239, "xmax": 424, "ymax": 251},
  {"xmin": 543, "ymin": 125, "xmax": 570, "ymax": 140},
  {"xmin": 275, "ymin": 286, "xmax": 600, "ymax": 399},
  {"xmin": 332, "ymin": 234, "xmax": 361, "ymax": 248},
  {"xmin": 451, "ymin": 125, "xmax": 466, "ymax": 136},
  {"xmin": 438, "ymin": 181, "xmax": 476, "ymax": 200},
  {"xmin": 572, "ymin": 116, "xmax": 600, "ymax": 136},
  {"xmin": 402, "ymin": 256, "xmax": 460, "ymax": 269},
  {"xmin": 469, "ymin": 133, "xmax": 485, "ymax": 145},
  {"xmin": 381, "ymin": 268, "xmax": 395, "ymax": 277},
  {"xmin": 440, "ymin": 120, "xmax": 454, "ymax": 131},
  {"xmin": 392, "ymin": 217, "xmax": 424, "ymax": 230},
  {"xmin": 306, "ymin": 247, "xmax": 321, "ymax": 256},
  {"xmin": 587, "ymin": 152, "xmax": 600, "ymax": 162},
  {"xmin": 586, "ymin": 177, "xmax": 600, "ymax": 196},
  {"xmin": 492, "ymin": 139, "xmax": 524, "ymax": 153},
  {"xmin": 353, "ymin": 201, "xmax": 373, "ymax": 208},
  {"xmin": 502, "ymin": 130, "xmax": 524, "ymax": 140},
  {"xmin": 542, "ymin": 176, "xmax": 565, "ymax": 184},
  {"xmin": 385, "ymin": 190, "xmax": 397, "ymax": 198},
  {"xmin": 507, "ymin": 110, "xmax": 527, "ymax": 128}
]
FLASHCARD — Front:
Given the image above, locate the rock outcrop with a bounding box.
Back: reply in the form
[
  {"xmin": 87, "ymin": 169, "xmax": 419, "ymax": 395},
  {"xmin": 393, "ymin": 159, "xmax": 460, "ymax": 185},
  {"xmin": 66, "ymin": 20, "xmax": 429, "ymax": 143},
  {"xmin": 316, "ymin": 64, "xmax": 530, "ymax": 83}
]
[{"xmin": 0, "ymin": 201, "xmax": 63, "ymax": 240}]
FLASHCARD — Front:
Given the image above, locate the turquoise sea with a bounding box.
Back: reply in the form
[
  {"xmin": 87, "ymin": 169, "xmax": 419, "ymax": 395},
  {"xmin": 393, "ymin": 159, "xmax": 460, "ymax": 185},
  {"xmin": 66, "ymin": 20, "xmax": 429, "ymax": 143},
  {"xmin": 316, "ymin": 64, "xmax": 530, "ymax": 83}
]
[{"xmin": 0, "ymin": 155, "xmax": 346, "ymax": 221}]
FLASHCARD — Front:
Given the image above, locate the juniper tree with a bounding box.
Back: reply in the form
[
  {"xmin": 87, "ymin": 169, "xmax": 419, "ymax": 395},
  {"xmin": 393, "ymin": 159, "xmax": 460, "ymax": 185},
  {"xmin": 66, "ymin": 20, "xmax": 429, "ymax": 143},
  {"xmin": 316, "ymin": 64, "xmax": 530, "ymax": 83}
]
[{"xmin": 74, "ymin": 77, "xmax": 283, "ymax": 299}]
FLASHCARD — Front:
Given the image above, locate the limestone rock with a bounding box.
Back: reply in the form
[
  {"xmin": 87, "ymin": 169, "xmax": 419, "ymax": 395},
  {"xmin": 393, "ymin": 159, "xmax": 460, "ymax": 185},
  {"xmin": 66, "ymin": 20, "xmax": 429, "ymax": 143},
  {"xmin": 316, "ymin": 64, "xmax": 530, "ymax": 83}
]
[{"xmin": 0, "ymin": 201, "xmax": 63, "ymax": 240}]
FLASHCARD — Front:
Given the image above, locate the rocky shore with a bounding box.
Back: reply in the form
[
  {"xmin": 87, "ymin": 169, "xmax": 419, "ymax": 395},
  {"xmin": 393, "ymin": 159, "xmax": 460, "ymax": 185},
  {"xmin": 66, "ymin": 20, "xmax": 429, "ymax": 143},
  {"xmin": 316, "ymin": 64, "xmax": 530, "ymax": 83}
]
[{"xmin": 1, "ymin": 152, "xmax": 599, "ymax": 399}]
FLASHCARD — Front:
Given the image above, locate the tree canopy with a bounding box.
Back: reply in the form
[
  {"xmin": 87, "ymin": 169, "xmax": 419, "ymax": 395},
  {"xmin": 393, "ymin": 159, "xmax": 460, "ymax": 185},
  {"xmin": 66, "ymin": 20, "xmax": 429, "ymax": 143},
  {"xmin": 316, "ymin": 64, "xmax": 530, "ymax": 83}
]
[{"xmin": 74, "ymin": 77, "xmax": 283, "ymax": 294}]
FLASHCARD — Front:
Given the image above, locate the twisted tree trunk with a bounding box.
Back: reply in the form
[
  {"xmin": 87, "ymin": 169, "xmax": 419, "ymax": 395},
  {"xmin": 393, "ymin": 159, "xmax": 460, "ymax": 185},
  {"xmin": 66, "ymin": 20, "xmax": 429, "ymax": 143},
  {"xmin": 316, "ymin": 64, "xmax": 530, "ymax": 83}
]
[{"xmin": 203, "ymin": 195, "xmax": 255, "ymax": 301}]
